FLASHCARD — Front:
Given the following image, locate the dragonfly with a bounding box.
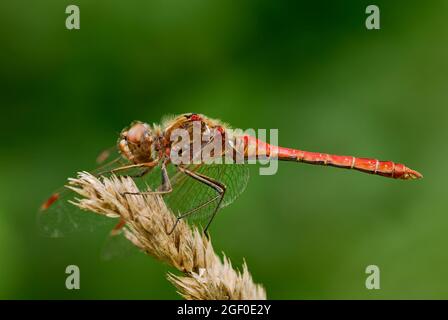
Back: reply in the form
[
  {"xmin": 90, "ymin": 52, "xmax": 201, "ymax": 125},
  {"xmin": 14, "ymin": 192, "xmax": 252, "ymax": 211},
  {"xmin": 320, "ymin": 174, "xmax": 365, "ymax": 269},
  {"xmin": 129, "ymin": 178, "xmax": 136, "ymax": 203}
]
[{"xmin": 39, "ymin": 113, "xmax": 423, "ymax": 239}]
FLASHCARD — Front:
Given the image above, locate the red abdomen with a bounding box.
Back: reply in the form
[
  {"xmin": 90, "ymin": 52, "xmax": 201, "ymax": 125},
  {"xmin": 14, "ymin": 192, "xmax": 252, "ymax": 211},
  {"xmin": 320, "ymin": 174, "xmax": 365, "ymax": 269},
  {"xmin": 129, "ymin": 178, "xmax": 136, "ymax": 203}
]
[{"xmin": 242, "ymin": 136, "xmax": 422, "ymax": 180}]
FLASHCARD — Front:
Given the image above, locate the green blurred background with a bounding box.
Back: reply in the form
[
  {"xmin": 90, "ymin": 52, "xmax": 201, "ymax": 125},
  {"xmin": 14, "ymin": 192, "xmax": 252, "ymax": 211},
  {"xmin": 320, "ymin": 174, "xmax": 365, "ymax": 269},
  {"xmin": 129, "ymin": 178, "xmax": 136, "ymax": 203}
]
[{"xmin": 0, "ymin": 0, "xmax": 446, "ymax": 299}]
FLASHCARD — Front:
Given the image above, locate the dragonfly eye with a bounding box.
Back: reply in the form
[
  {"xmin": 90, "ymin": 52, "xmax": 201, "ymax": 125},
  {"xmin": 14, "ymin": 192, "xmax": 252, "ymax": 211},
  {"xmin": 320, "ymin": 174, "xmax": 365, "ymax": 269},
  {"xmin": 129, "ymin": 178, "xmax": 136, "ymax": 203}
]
[{"xmin": 127, "ymin": 123, "xmax": 150, "ymax": 145}]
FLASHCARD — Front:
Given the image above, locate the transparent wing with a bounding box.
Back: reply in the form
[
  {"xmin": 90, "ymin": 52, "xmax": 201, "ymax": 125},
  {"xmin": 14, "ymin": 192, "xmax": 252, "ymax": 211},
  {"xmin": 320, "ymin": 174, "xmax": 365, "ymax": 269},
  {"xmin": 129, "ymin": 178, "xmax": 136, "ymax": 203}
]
[
  {"xmin": 100, "ymin": 231, "xmax": 140, "ymax": 261},
  {"xmin": 37, "ymin": 148, "xmax": 157, "ymax": 238},
  {"xmin": 37, "ymin": 186, "xmax": 112, "ymax": 237},
  {"xmin": 164, "ymin": 163, "xmax": 250, "ymax": 227}
]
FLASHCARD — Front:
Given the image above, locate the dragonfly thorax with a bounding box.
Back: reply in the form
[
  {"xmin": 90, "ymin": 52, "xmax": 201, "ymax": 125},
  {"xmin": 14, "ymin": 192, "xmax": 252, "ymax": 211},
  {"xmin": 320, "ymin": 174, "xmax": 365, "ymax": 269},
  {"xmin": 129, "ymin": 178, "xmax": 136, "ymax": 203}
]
[{"xmin": 118, "ymin": 122, "xmax": 158, "ymax": 163}]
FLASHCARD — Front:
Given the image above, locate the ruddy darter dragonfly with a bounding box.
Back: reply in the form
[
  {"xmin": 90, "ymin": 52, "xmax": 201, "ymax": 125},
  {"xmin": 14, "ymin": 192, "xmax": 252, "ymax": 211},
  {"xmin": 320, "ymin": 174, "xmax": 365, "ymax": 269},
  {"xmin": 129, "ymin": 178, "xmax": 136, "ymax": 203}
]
[{"xmin": 39, "ymin": 113, "xmax": 423, "ymax": 237}]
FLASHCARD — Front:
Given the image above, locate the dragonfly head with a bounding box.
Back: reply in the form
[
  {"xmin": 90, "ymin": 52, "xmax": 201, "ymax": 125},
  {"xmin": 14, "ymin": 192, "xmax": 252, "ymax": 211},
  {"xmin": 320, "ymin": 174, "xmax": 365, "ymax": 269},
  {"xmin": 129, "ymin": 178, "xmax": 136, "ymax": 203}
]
[{"xmin": 119, "ymin": 122, "xmax": 155, "ymax": 163}]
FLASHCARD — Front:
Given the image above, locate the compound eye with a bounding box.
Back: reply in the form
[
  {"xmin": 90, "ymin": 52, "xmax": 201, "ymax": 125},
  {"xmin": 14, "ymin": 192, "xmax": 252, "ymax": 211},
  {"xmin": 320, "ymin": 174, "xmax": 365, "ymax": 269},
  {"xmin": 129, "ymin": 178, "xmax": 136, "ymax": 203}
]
[{"xmin": 127, "ymin": 123, "xmax": 147, "ymax": 144}]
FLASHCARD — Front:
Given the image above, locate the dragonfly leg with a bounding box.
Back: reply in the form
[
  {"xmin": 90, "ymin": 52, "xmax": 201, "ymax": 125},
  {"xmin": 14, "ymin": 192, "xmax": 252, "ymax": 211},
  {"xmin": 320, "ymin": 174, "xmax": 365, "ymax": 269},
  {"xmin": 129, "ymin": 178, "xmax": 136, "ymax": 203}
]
[
  {"xmin": 98, "ymin": 160, "xmax": 159, "ymax": 176},
  {"xmin": 126, "ymin": 168, "xmax": 151, "ymax": 179},
  {"xmin": 123, "ymin": 160, "xmax": 173, "ymax": 196},
  {"xmin": 167, "ymin": 166, "xmax": 226, "ymax": 236},
  {"xmin": 167, "ymin": 193, "xmax": 222, "ymax": 235}
]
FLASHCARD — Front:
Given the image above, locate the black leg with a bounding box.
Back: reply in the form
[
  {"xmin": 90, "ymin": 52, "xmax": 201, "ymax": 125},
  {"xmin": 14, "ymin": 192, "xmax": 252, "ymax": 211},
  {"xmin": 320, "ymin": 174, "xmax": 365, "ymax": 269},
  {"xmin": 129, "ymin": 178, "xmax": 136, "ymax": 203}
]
[
  {"xmin": 127, "ymin": 168, "xmax": 151, "ymax": 179},
  {"xmin": 97, "ymin": 160, "xmax": 158, "ymax": 176},
  {"xmin": 167, "ymin": 166, "xmax": 226, "ymax": 235}
]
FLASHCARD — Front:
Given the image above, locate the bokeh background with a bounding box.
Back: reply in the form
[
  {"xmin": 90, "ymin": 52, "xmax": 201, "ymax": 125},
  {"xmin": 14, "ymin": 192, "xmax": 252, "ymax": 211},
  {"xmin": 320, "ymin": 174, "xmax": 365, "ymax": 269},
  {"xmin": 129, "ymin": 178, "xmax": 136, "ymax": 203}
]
[{"xmin": 0, "ymin": 0, "xmax": 447, "ymax": 299}]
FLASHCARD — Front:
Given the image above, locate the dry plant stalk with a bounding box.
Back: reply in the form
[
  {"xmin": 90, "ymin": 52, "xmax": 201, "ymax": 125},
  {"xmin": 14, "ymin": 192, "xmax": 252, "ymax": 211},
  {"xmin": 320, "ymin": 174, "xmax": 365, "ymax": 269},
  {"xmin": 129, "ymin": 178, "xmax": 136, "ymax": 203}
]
[{"xmin": 68, "ymin": 172, "xmax": 266, "ymax": 300}]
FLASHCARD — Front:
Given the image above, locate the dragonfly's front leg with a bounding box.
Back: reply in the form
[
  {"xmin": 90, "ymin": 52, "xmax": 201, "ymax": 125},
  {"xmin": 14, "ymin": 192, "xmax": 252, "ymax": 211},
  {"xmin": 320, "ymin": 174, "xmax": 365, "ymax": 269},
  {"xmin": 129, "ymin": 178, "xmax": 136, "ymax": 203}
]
[
  {"xmin": 97, "ymin": 160, "xmax": 159, "ymax": 176},
  {"xmin": 126, "ymin": 168, "xmax": 151, "ymax": 179},
  {"xmin": 123, "ymin": 161, "xmax": 173, "ymax": 196},
  {"xmin": 167, "ymin": 166, "xmax": 226, "ymax": 236}
]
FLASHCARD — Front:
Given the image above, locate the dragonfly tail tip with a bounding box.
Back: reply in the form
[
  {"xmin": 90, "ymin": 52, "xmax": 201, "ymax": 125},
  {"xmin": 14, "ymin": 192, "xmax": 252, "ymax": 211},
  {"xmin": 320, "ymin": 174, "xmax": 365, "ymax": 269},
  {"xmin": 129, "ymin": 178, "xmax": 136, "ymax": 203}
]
[{"xmin": 405, "ymin": 167, "xmax": 423, "ymax": 180}]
